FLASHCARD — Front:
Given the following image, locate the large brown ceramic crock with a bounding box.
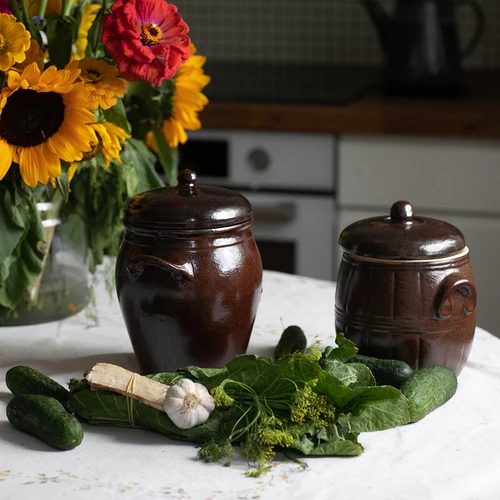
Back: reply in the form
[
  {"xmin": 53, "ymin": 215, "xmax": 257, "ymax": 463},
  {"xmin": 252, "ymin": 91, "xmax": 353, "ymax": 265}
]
[
  {"xmin": 335, "ymin": 201, "xmax": 477, "ymax": 374},
  {"xmin": 116, "ymin": 170, "xmax": 263, "ymax": 374}
]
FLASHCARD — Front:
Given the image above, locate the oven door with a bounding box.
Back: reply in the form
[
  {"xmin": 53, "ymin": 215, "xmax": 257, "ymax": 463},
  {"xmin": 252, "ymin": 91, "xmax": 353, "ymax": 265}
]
[{"xmin": 242, "ymin": 191, "xmax": 336, "ymax": 281}]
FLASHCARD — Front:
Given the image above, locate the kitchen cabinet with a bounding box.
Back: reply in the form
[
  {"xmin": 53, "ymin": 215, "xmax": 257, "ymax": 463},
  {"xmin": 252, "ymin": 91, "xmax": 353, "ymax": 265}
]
[{"xmin": 337, "ymin": 136, "xmax": 500, "ymax": 336}]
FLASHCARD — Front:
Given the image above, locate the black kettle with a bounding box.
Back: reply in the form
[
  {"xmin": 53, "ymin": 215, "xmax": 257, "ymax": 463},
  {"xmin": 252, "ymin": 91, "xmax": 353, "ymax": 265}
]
[{"xmin": 361, "ymin": 0, "xmax": 485, "ymax": 95}]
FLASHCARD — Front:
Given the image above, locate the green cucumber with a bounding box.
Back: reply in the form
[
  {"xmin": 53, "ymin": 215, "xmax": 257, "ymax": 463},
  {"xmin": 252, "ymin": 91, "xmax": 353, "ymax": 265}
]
[
  {"xmin": 6, "ymin": 366, "xmax": 69, "ymax": 408},
  {"xmin": 7, "ymin": 394, "xmax": 83, "ymax": 450},
  {"xmin": 346, "ymin": 354, "xmax": 414, "ymax": 388},
  {"xmin": 274, "ymin": 325, "xmax": 307, "ymax": 359},
  {"xmin": 400, "ymin": 365, "xmax": 458, "ymax": 422}
]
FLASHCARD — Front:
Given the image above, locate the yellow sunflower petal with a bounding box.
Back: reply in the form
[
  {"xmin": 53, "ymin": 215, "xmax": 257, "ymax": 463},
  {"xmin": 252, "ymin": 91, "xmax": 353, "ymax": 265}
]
[
  {"xmin": 18, "ymin": 145, "xmax": 60, "ymax": 187},
  {"xmin": 0, "ymin": 140, "xmax": 13, "ymax": 180}
]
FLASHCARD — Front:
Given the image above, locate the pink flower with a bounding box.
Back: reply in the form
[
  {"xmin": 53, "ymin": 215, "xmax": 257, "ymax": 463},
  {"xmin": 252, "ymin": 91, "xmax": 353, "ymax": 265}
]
[
  {"xmin": 0, "ymin": 0, "xmax": 12, "ymax": 14},
  {"xmin": 101, "ymin": 0, "xmax": 191, "ymax": 86}
]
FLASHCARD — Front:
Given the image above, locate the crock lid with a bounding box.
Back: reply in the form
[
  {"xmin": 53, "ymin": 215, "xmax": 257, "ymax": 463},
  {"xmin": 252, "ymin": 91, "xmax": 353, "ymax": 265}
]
[
  {"xmin": 339, "ymin": 201, "xmax": 466, "ymax": 259},
  {"xmin": 123, "ymin": 169, "xmax": 252, "ymax": 230}
]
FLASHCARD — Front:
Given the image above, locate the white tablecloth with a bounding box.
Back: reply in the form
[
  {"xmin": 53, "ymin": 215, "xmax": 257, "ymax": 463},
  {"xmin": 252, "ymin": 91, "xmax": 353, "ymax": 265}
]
[{"xmin": 1, "ymin": 270, "xmax": 500, "ymax": 500}]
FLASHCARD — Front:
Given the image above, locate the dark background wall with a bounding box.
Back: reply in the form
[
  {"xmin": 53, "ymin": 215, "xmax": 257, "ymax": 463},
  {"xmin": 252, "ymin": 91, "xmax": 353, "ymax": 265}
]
[{"xmin": 175, "ymin": 0, "xmax": 500, "ymax": 68}]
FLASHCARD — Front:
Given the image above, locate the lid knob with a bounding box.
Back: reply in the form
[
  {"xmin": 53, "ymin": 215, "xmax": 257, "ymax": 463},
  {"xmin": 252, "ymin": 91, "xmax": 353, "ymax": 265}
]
[
  {"xmin": 177, "ymin": 169, "xmax": 197, "ymax": 195},
  {"xmin": 390, "ymin": 200, "xmax": 414, "ymax": 223}
]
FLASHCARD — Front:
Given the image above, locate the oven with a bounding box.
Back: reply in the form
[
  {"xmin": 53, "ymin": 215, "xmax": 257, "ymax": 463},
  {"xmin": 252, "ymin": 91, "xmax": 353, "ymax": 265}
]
[{"xmin": 176, "ymin": 129, "xmax": 337, "ymax": 280}]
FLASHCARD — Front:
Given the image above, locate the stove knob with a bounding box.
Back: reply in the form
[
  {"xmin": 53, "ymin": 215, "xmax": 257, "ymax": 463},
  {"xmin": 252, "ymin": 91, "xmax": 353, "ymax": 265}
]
[{"xmin": 247, "ymin": 148, "xmax": 271, "ymax": 172}]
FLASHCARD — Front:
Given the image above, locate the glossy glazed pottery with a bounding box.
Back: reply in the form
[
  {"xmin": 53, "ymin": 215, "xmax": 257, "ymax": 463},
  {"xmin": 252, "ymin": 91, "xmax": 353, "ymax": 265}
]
[
  {"xmin": 116, "ymin": 170, "xmax": 263, "ymax": 374},
  {"xmin": 335, "ymin": 201, "xmax": 477, "ymax": 374}
]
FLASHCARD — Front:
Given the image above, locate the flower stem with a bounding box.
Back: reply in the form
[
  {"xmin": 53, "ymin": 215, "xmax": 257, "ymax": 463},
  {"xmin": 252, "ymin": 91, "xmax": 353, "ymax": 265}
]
[
  {"xmin": 61, "ymin": 0, "xmax": 72, "ymax": 17},
  {"xmin": 152, "ymin": 125, "xmax": 179, "ymax": 186},
  {"xmin": 38, "ymin": 0, "xmax": 48, "ymax": 18}
]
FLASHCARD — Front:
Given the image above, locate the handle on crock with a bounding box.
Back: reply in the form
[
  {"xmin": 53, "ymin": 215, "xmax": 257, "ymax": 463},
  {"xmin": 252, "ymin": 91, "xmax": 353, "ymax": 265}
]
[
  {"xmin": 434, "ymin": 274, "xmax": 477, "ymax": 319},
  {"xmin": 125, "ymin": 255, "xmax": 194, "ymax": 283}
]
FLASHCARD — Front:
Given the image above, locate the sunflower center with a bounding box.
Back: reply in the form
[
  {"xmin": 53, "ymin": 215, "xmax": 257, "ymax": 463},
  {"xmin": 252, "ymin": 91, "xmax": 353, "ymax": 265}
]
[
  {"xmin": 0, "ymin": 34, "xmax": 9, "ymax": 55},
  {"xmin": 140, "ymin": 23, "xmax": 163, "ymax": 46},
  {"xmin": 0, "ymin": 89, "xmax": 65, "ymax": 147}
]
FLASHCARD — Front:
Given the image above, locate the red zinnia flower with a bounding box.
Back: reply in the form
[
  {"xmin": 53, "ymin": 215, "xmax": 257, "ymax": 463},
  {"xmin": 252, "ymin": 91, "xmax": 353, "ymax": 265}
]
[
  {"xmin": 0, "ymin": 0, "xmax": 12, "ymax": 14},
  {"xmin": 101, "ymin": 0, "xmax": 190, "ymax": 86}
]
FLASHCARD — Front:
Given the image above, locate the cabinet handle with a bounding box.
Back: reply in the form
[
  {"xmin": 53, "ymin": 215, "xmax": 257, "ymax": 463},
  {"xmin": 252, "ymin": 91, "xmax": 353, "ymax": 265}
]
[{"xmin": 252, "ymin": 203, "xmax": 296, "ymax": 223}]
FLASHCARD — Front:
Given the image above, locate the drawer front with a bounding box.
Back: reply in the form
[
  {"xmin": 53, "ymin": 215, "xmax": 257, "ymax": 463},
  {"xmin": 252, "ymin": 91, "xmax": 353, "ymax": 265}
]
[
  {"xmin": 189, "ymin": 129, "xmax": 336, "ymax": 191},
  {"xmin": 339, "ymin": 137, "xmax": 500, "ymax": 213}
]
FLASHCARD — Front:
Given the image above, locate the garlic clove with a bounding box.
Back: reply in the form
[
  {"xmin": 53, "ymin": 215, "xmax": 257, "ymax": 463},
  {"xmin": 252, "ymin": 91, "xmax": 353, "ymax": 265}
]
[{"xmin": 162, "ymin": 378, "xmax": 215, "ymax": 430}]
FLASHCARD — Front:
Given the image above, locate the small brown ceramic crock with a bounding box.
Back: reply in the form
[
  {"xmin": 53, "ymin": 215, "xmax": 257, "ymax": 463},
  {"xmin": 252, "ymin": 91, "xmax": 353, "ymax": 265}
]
[
  {"xmin": 335, "ymin": 201, "xmax": 477, "ymax": 375},
  {"xmin": 116, "ymin": 170, "xmax": 263, "ymax": 374}
]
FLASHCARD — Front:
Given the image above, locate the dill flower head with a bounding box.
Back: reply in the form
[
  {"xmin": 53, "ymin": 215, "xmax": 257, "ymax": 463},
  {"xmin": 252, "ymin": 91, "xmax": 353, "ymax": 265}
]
[
  {"xmin": 0, "ymin": 14, "xmax": 31, "ymax": 72},
  {"xmin": 211, "ymin": 385, "xmax": 235, "ymax": 407},
  {"xmin": 0, "ymin": 63, "xmax": 97, "ymax": 187},
  {"xmin": 69, "ymin": 58, "xmax": 126, "ymax": 110}
]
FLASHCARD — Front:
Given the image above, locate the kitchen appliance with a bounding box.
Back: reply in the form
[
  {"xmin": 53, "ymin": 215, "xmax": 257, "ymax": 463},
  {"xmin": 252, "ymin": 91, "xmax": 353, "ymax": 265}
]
[
  {"xmin": 116, "ymin": 170, "xmax": 263, "ymax": 374},
  {"xmin": 177, "ymin": 129, "xmax": 337, "ymax": 281},
  {"xmin": 335, "ymin": 200, "xmax": 476, "ymax": 375},
  {"xmin": 361, "ymin": 0, "xmax": 485, "ymax": 94}
]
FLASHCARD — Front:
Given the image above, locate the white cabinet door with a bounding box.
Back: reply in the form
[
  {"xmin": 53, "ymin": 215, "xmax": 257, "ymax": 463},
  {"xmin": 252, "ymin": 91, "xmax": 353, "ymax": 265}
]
[
  {"xmin": 336, "ymin": 208, "xmax": 500, "ymax": 337},
  {"xmin": 338, "ymin": 136, "xmax": 500, "ymax": 212}
]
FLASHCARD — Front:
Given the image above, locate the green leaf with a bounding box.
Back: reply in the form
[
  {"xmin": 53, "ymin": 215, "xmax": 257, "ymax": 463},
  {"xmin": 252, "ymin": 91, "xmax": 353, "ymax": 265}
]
[
  {"xmin": 0, "ymin": 185, "xmax": 26, "ymax": 263},
  {"xmin": 103, "ymin": 99, "xmax": 132, "ymax": 134},
  {"xmin": 46, "ymin": 15, "xmax": 76, "ymax": 69},
  {"xmin": 321, "ymin": 333, "xmax": 358, "ymax": 364},
  {"xmin": 85, "ymin": 6, "xmax": 105, "ymax": 59},
  {"xmin": 347, "ymin": 363, "xmax": 377, "ymax": 388},
  {"xmin": 338, "ymin": 386, "xmax": 410, "ymax": 433},
  {"xmin": 0, "ymin": 188, "xmax": 45, "ymax": 317},
  {"xmin": 290, "ymin": 423, "xmax": 364, "ymax": 456},
  {"xmin": 321, "ymin": 358, "xmax": 360, "ymax": 386},
  {"xmin": 55, "ymin": 163, "xmax": 71, "ymax": 203},
  {"xmin": 152, "ymin": 126, "xmax": 178, "ymax": 185},
  {"xmin": 120, "ymin": 138, "xmax": 164, "ymax": 194},
  {"xmin": 15, "ymin": 0, "xmax": 43, "ymax": 46},
  {"xmin": 69, "ymin": 389, "xmax": 224, "ymax": 443}
]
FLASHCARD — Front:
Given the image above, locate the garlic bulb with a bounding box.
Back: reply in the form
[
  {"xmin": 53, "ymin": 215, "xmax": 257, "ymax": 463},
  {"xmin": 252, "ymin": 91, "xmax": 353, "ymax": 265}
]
[{"xmin": 163, "ymin": 378, "xmax": 215, "ymax": 429}]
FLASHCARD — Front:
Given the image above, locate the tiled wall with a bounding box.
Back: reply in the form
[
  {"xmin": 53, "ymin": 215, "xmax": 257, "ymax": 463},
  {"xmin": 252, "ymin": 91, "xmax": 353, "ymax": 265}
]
[{"xmin": 176, "ymin": 0, "xmax": 500, "ymax": 68}]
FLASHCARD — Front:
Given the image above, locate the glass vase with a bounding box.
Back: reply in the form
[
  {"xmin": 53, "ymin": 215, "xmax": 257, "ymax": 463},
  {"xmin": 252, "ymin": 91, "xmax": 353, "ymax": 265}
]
[{"xmin": 0, "ymin": 201, "xmax": 89, "ymax": 326}]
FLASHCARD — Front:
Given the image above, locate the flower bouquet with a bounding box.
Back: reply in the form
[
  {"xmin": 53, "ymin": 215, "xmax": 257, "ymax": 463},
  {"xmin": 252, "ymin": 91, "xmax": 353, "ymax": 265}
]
[{"xmin": 0, "ymin": 0, "xmax": 210, "ymax": 324}]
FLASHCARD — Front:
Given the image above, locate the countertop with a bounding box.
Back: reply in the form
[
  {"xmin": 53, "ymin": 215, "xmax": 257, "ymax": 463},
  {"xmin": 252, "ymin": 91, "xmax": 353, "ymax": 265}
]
[
  {"xmin": 2, "ymin": 270, "xmax": 500, "ymax": 499},
  {"xmin": 200, "ymin": 71, "xmax": 500, "ymax": 140}
]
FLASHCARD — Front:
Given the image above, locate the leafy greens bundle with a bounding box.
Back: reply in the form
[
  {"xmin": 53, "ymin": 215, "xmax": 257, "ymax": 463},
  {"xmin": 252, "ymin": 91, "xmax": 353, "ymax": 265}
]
[{"xmin": 68, "ymin": 334, "xmax": 410, "ymax": 475}]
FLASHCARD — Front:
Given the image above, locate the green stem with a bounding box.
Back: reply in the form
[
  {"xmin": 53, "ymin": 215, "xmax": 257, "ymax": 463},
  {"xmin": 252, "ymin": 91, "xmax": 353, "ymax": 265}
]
[
  {"xmin": 38, "ymin": 0, "xmax": 48, "ymax": 18},
  {"xmin": 61, "ymin": 0, "xmax": 72, "ymax": 17},
  {"xmin": 152, "ymin": 126, "xmax": 179, "ymax": 186},
  {"xmin": 9, "ymin": 0, "xmax": 22, "ymax": 20}
]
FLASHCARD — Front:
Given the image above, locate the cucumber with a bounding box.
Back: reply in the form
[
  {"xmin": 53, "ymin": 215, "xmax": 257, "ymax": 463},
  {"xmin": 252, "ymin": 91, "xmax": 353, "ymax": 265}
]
[
  {"xmin": 274, "ymin": 325, "xmax": 307, "ymax": 359},
  {"xmin": 6, "ymin": 366, "xmax": 69, "ymax": 408},
  {"xmin": 400, "ymin": 365, "xmax": 458, "ymax": 423},
  {"xmin": 346, "ymin": 354, "xmax": 414, "ymax": 388},
  {"xmin": 7, "ymin": 394, "xmax": 83, "ymax": 450}
]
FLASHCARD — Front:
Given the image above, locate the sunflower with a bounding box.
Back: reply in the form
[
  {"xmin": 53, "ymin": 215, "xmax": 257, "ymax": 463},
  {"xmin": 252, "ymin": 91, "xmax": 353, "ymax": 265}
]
[
  {"xmin": 91, "ymin": 122, "xmax": 130, "ymax": 166},
  {"xmin": 75, "ymin": 3, "xmax": 101, "ymax": 60},
  {"xmin": 146, "ymin": 44, "xmax": 210, "ymax": 149},
  {"xmin": 0, "ymin": 63, "xmax": 97, "ymax": 187},
  {"xmin": 12, "ymin": 39, "xmax": 44, "ymax": 73},
  {"xmin": 0, "ymin": 14, "xmax": 31, "ymax": 72},
  {"xmin": 68, "ymin": 58, "xmax": 126, "ymax": 110}
]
